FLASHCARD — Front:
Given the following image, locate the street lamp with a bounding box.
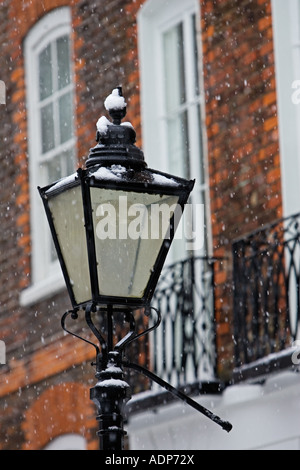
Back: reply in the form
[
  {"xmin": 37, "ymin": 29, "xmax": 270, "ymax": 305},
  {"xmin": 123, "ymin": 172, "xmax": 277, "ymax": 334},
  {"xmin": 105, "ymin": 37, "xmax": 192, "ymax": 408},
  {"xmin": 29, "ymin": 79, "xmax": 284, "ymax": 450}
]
[{"xmin": 39, "ymin": 87, "xmax": 232, "ymax": 450}]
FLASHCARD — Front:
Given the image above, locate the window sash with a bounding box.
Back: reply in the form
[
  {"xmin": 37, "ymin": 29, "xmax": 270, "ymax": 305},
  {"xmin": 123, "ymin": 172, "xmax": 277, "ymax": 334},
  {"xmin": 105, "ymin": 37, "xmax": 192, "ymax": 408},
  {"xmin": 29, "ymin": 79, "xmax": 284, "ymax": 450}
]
[
  {"xmin": 24, "ymin": 7, "xmax": 76, "ymax": 297},
  {"xmin": 159, "ymin": 7, "xmax": 209, "ymax": 257},
  {"xmin": 38, "ymin": 36, "xmax": 74, "ymax": 157},
  {"xmin": 161, "ymin": 14, "xmax": 207, "ymax": 200},
  {"xmin": 138, "ymin": 0, "xmax": 210, "ymax": 260}
]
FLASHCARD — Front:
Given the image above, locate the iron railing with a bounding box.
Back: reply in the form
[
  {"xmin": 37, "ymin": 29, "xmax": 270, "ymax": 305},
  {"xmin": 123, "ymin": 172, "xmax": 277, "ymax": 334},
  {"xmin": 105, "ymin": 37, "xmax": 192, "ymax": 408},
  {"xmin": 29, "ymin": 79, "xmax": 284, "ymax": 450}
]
[
  {"xmin": 233, "ymin": 212, "xmax": 300, "ymax": 368},
  {"xmin": 149, "ymin": 256, "xmax": 219, "ymax": 389}
]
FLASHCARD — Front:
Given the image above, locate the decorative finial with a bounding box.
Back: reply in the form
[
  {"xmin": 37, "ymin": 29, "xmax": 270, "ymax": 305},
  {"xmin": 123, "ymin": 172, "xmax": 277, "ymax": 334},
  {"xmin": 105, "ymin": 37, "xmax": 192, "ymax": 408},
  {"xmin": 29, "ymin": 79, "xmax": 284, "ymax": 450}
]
[
  {"xmin": 88, "ymin": 86, "xmax": 146, "ymax": 169},
  {"xmin": 104, "ymin": 87, "xmax": 127, "ymax": 125}
]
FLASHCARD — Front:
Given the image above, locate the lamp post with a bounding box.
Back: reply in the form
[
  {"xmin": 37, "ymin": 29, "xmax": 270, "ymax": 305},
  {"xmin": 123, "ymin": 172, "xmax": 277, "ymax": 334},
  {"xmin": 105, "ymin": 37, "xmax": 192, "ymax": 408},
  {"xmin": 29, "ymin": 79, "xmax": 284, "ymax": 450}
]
[{"xmin": 39, "ymin": 87, "xmax": 232, "ymax": 450}]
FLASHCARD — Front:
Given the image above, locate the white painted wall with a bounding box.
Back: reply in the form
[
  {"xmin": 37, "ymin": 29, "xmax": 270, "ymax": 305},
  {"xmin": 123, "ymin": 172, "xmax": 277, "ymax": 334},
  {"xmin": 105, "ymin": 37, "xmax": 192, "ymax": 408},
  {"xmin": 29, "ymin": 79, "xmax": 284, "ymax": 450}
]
[
  {"xmin": 272, "ymin": 0, "xmax": 300, "ymax": 218},
  {"xmin": 128, "ymin": 371, "xmax": 300, "ymax": 450}
]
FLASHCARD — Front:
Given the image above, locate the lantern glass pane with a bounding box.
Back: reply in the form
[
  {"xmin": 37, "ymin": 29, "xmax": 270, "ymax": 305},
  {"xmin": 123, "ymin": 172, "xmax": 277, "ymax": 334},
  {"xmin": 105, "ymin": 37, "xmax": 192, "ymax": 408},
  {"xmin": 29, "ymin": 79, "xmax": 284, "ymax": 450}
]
[
  {"xmin": 90, "ymin": 187, "xmax": 179, "ymax": 299},
  {"xmin": 48, "ymin": 185, "xmax": 92, "ymax": 304}
]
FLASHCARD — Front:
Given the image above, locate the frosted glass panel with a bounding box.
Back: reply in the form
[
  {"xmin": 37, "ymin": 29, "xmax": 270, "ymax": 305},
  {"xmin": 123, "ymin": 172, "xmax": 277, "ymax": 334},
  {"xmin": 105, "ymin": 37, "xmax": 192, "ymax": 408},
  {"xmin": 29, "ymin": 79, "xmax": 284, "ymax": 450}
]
[
  {"xmin": 90, "ymin": 187, "xmax": 179, "ymax": 299},
  {"xmin": 48, "ymin": 185, "xmax": 91, "ymax": 304}
]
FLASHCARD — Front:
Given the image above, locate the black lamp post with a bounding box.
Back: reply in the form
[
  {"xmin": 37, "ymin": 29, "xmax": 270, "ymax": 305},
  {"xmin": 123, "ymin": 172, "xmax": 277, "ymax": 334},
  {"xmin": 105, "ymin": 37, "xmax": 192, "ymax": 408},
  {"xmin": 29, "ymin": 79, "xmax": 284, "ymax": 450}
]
[{"xmin": 39, "ymin": 87, "xmax": 232, "ymax": 450}]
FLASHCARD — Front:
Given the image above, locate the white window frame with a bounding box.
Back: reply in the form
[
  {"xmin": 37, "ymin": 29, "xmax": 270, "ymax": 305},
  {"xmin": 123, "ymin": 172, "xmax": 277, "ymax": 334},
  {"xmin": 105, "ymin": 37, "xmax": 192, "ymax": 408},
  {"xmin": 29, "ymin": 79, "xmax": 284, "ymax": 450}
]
[
  {"xmin": 44, "ymin": 434, "xmax": 86, "ymax": 450},
  {"xmin": 138, "ymin": 0, "xmax": 211, "ymax": 262},
  {"xmin": 138, "ymin": 0, "xmax": 216, "ymax": 386},
  {"xmin": 272, "ymin": 0, "xmax": 300, "ymax": 217},
  {"xmin": 21, "ymin": 7, "xmax": 76, "ymax": 306}
]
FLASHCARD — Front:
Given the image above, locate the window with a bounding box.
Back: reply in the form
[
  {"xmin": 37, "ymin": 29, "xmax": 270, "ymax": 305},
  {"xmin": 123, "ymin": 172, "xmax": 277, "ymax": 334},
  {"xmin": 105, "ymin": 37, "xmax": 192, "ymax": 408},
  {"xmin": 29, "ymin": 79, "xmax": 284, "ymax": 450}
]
[
  {"xmin": 162, "ymin": 14, "xmax": 200, "ymax": 181},
  {"xmin": 138, "ymin": 0, "xmax": 210, "ymax": 263},
  {"xmin": 22, "ymin": 8, "xmax": 76, "ymax": 305},
  {"xmin": 138, "ymin": 0, "xmax": 215, "ymax": 386},
  {"xmin": 272, "ymin": 0, "xmax": 300, "ymax": 342},
  {"xmin": 272, "ymin": 0, "xmax": 300, "ymax": 217}
]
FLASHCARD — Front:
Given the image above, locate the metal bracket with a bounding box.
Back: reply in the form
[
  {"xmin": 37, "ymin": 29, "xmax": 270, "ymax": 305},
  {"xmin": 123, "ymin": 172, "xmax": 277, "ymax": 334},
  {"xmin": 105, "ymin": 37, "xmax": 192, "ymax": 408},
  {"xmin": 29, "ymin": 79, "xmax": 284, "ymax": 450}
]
[
  {"xmin": 61, "ymin": 303, "xmax": 232, "ymax": 433},
  {"xmin": 61, "ymin": 306, "xmax": 100, "ymax": 357}
]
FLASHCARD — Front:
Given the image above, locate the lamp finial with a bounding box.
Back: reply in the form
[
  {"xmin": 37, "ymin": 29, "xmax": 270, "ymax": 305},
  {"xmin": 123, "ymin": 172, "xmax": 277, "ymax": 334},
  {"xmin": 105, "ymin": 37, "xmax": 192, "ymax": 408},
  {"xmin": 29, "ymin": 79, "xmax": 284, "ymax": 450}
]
[{"xmin": 104, "ymin": 87, "xmax": 127, "ymax": 125}]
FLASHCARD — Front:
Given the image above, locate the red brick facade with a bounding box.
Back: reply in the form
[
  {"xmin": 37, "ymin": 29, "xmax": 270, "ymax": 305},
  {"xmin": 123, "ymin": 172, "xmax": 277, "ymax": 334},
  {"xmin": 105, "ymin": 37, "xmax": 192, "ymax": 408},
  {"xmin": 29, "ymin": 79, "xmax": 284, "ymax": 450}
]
[
  {"xmin": 22, "ymin": 382, "xmax": 95, "ymax": 450},
  {"xmin": 0, "ymin": 0, "xmax": 283, "ymax": 449},
  {"xmin": 201, "ymin": 0, "xmax": 282, "ymax": 376}
]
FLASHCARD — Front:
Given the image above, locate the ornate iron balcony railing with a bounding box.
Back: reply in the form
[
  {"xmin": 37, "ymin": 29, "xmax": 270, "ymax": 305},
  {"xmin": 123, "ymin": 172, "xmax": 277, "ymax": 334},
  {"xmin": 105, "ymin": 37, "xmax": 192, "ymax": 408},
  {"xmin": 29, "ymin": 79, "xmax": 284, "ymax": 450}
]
[
  {"xmin": 149, "ymin": 256, "xmax": 219, "ymax": 389},
  {"xmin": 233, "ymin": 212, "xmax": 300, "ymax": 369}
]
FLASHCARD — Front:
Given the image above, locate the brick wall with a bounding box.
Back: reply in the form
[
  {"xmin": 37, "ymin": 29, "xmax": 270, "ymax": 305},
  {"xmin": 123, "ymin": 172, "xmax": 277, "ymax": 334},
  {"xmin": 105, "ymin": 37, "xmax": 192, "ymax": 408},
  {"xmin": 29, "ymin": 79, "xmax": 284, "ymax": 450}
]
[
  {"xmin": 120, "ymin": 0, "xmax": 282, "ymax": 379},
  {"xmin": 0, "ymin": 0, "xmax": 146, "ymax": 450},
  {"xmin": 201, "ymin": 0, "xmax": 282, "ymax": 378}
]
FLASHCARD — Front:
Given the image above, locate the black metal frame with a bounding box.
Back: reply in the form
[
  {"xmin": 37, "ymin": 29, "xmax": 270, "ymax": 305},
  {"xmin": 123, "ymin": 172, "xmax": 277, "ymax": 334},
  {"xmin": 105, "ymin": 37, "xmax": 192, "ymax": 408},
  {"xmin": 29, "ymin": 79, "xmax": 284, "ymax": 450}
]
[
  {"xmin": 38, "ymin": 88, "xmax": 232, "ymax": 450},
  {"xmin": 61, "ymin": 303, "xmax": 232, "ymax": 450},
  {"xmin": 39, "ymin": 167, "xmax": 194, "ymax": 310}
]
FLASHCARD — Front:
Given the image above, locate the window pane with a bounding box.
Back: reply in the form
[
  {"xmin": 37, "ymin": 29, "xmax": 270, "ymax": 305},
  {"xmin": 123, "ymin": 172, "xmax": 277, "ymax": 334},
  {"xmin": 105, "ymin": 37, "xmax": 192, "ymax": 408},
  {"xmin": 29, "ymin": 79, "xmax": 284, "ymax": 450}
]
[
  {"xmin": 41, "ymin": 103, "xmax": 55, "ymax": 153},
  {"xmin": 39, "ymin": 44, "xmax": 53, "ymax": 100},
  {"xmin": 192, "ymin": 14, "xmax": 200, "ymax": 96},
  {"xmin": 59, "ymin": 92, "xmax": 73, "ymax": 144},
  {"xmin": 197, "ymin": 104, "xmax": 205, "ymax": 185},
  {"xmin": 46, "ymin": 149, "xmax": 74, "ymax": 183},
  {"xmin": 57, "ymin": 35, "xmax": 71, "ymax": 90},
  {"xmin": 167, "ymin": 110, "xmax": 189, "ymax": 179},
  {"xmin": 65, "ymin": 148, "xmax": 75, "ymax": 175},
  {"xmin": 47, "ymin": 155, "xmax": 62, "ymax": 183},
  {"xmin": 163, "ymin": 23, "xmax": 186, "ymax": 112}
]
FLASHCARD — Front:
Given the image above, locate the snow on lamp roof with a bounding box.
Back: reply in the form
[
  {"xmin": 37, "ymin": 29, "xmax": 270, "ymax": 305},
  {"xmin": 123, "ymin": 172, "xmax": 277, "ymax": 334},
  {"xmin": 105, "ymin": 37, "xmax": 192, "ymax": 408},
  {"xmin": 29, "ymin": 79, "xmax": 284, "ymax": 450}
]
[
  {"xmin": 96, "ymin": 115, "xmax": 111, "ymax": 135},
  {"xmin": 96, "ymin": 115, "xmax": 134, "ymax": 136}
]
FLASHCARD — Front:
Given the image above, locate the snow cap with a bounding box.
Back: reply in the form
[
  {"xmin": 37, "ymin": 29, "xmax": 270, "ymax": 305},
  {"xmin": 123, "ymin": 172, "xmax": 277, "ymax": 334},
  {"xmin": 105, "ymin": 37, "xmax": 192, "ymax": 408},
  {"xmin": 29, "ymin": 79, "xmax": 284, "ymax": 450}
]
[
  {"xmin": 104, "ymin": 87, "xmax": 127, "ymax": 111},
  {"xmin": 96, "ymin": 115, "xmax": 111, "ymax": 135}
]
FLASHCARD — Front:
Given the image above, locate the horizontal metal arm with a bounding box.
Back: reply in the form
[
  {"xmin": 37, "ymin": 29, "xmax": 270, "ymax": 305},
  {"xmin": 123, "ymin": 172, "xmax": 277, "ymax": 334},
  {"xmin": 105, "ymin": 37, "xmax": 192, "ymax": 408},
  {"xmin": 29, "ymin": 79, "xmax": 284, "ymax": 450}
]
[{"xmin": 123, "ymin": 360, "xmax": 233, "ymax": 433}]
